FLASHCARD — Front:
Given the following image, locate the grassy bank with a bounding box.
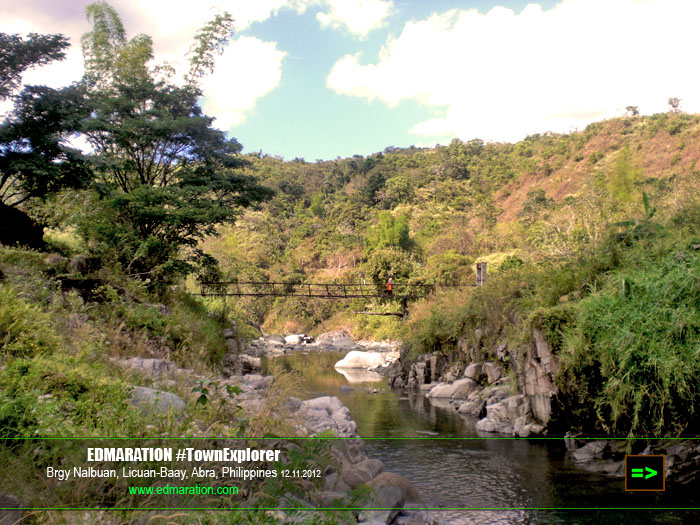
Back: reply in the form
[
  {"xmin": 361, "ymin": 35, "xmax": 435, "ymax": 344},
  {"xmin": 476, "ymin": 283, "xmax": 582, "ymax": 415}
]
[
  {"xmin": 400, "ymin": 199, "xmax": 700, "ymax": 438},
  {"xmin": 0, "ymin": 247, "xmax": 359, "ymax": 524}
]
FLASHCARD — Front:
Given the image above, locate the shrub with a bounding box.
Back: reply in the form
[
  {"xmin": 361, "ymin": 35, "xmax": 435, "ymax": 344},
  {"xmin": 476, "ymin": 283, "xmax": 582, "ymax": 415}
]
[
  {"xmin": 363, "ymin": 248, "xmax": 414, "ymax": 286},
  {"xmin": 498, "ymin": 254, "xmax": 525, "ymax": 272},
  {"xmin": 588, "ymin": 151, "xmax": 604, "ymax": 164},
  {"xmin": 363, "ymin": 212, "xmax": 412, "ymax": 256},
  {"xmin": 0, "ymin": 285, "xmax": 60, "ymax": 357},
  {"xmin": 557, "ymin": 242, "xmax": 700, "ymax": 437},
  {"xmin": 422, "ymin": 250, "xmax": 473, "ymax": 285}
]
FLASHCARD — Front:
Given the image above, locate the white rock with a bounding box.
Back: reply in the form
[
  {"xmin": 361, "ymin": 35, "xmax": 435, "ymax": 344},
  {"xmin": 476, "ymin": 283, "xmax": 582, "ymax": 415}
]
[
  {"xmin": 464, "ymin": 363, "xmax": 482, "ymax": 380},
  {"xmin": 298, "ymin": 396, "xmax": 357, "ymax": 437},
  {"xmin": 426, "ymin": 378, "xmax": 477, "ymax": 399},
  {"xmin": 483, "ymin": 362, "xmax": 504, "ymax": 383},
  {"xmin": 334, "ymin": 351, "xmax": 387, "ymax": 370},
  {"xmin": 332, "ymin": 336, "xmax": 356, "ymax": 349},
  {"xmin": 130, "ymin": 387, "xmax": 185, "ymax": 415}
]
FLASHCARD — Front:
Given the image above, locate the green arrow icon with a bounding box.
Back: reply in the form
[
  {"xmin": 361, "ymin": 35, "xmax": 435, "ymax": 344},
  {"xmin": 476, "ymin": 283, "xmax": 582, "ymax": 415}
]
[{"xmin": 631, "ymin": 466, "xmax": 657, "ymax": 479}]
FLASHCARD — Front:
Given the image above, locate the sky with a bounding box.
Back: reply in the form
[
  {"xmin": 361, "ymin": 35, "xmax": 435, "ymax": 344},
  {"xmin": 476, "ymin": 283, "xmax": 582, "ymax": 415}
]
[{"xmin": 3, "ymin": 0, "xmax": 700, "ymax": 160}]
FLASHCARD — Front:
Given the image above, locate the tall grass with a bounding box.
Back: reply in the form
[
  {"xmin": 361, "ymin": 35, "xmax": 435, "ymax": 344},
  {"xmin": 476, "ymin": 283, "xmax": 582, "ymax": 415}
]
[
  {"xmin": 403, "ymin": 204, "xmax": 700, "ymax": 437},
  {"xmin": 558, "ymin": 235, "xmax": 700, "ymax": 437}
]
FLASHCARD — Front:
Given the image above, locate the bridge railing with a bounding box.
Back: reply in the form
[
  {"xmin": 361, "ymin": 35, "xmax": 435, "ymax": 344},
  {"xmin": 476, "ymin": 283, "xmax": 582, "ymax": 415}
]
[{"xmin": 197, "ymin": 281, "xmax": 438, "ymax": 299}]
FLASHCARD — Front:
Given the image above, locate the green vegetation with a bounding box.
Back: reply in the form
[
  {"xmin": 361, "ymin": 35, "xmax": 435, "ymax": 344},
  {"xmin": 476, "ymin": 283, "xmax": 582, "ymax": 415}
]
[
  {"xmin": 192, "ymin": 110, "xmax": 700, "ymax": 439},
  {"xmin": 75, "ymin": 2, "xmax": 273, "ymax": 288},
  {"xmin": 0, "ymin": 4, "xmax": 355, "ymax": 521},
  {"xmin": 402, "ymin": 198, "xmax": 700, "ymax": 438},
  {"xmin": 208, "ymin": 112, "xmax": 700, "ymax": 340},
  {"xmin": 2, "ymin": 3, "xmax": 700, "ymax": 522}
]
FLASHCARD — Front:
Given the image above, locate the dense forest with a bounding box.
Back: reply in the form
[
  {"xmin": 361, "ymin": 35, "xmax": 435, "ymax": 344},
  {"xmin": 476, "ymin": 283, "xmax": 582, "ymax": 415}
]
[{"xmin": 206, "ymin": 111, "xmax": 700, "ymax": 438}]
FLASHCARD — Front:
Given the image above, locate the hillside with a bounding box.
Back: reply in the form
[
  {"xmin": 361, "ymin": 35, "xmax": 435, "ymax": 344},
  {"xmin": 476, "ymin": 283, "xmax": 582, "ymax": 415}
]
[
  {"xmin": 196, "ymin": 112, "xmax": 700, "ymax": 440},
  {"xmin": 205, "ymin": 112, "xmax": 700, "ymax": 335}
]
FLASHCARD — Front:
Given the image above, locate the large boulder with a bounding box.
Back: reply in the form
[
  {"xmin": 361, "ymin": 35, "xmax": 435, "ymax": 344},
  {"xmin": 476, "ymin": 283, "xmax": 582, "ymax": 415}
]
[
  {"xmin": 475, "ymin": 394, "xmax": 533, "ymax": 436},
  {"xmin": 482, "ymin": 362, "xmax": 504, "ymax": 383},
  {"xmin": 130, "ymin": 387, "xmax": 185, "ymax": 416},
  {"xmin": 572, "ymin": 441, "xmax": 613, "ymax": 463},
  {"xmin": 222, "ymin": 353, "xmax": 261, "ymax": 377},
  {"xmin": 367, "ymin": 472, "xmax": 422, "ymax": 503},
  {"xmin": 463, "ymin": 363, "xmax": 482, "ymax": 381},
  {"xmin": 335, "ymin": 351, "xmax": 387, "ymax": 370},
  {"xmin": 457, "ymin": 399, "xmax": 486, "ymax": 417},
  {"xmin": 284, "ymin": 334, "xmax": 305, "ymax": 344},
  {"xmin": 426, "ymin": 378, "xmax": 477, "ymax": 400},
  {"xmin": 503, "ymin": 394, "xmax": 530, "ymax": 419},
  {"xmin": 225, "ymin": 338, "xmax": 239, "ymax": 354},
  {"xmin": 332, "ymin": 336, "xmax": 356, "ymax": 349},
  {"xmin": 317, "ymin": 491, "xmax": 347, "ymax": 507},
  {"xmin": 118, "ymin": 358, "xmax": 175, "ymax": 377},
  {"xmin": 297, "ymin": 396, "xmax": 357, "ymax": 437},
  {"xmin": 570, "ymin": 441, "xmax": 625, "ymax": 476},
  {"xmin": 239, "ymin": 354, "xmax": 261, "ymax": 373},
  {"xmin": 317, "ymin": 330, "xmax": 350, "ymax": 344},
  {"xmin": 665, "ymin": 442, "xmax": 700, "ymax": 484},
  {"xmin": 475, "ymin": 416, "xmax": 513, "ymax": 434},
  {"xmin": 322, "ymin": 472, "xmax": 351, "ymax": 493},
  {"xmin": 265, "ymin": 334, "xmax": 286, "ymax": 345},
  {"xmin": 341, "ymin": 458, "xmax": 385, "ymax": 489},
  {"xmin": 226, "ymin": 374, "xmax": 273, "ymax": 392},
  {"xmin": 406, "ymin": 361, "xmax": 428, "ymax": 389},
  {"xmin": 360, "ymin": 485, "xmax": 405, "ymax": 525},
  {"xmin": 523, "ymin": 328, "xmax": 560, "ymax": 424},
  {"xmin": 266, "ymin": 348, "xmax": 285, "ymax": 358}
]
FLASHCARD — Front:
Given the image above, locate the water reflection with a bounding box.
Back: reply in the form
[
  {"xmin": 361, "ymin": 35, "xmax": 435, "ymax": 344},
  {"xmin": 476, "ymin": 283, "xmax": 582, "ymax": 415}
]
[
  {"xmin": 266, "ymin": 351, "xmax": 700, "ymax": 524},
  {"xmin": 335, "ymin": 368, "xmax": 384, "ymax": 383}
]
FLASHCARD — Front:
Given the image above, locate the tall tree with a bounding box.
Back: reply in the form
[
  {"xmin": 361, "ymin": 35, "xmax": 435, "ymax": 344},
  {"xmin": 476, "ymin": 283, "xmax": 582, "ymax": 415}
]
[
  {"xmin": 76, "ymin": 2, "xmax": 271, "ymax": 287},
  {"xmin": 0, "ymin": 33, "xmax": 69, "ymax": 101},
  {"xmin": 0, "ymin": 32, "xmax": 89, "ymax": 247},
  {"xmin": 80, "ymin": 1, "xmax": 152, "ymax": 90},
  {"xmin": 0, "ymin": 85, "xmax": 90, "ymax": 207}
]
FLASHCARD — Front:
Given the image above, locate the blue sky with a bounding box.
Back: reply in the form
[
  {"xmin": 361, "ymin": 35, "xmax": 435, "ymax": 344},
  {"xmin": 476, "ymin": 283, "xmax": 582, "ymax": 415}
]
[
  {"xmin": 231, "ymin": 0, "xmax": 561, "ymax": 160},
  {"xmin": 3, "ymin": 0, "xmax": 700, "ymax": 160}
]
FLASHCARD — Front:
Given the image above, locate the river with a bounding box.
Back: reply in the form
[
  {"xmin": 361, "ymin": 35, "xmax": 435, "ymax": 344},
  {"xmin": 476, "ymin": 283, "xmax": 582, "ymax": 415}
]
[{"xmin": 265, "ymin": 351, "xmax": 700, "ymax": 524}]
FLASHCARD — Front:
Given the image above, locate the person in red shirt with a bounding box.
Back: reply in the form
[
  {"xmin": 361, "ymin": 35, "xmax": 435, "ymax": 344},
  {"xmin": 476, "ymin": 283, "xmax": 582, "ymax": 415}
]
[{"xmin": 386, "ymin": 276, "xmax": 393, "ymax": 296}]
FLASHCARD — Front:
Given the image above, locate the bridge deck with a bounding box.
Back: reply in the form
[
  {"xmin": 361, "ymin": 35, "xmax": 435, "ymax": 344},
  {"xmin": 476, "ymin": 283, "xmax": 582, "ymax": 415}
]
[{"xmin": 197, "ymin": 281, "xmax": 440, "ymax": 299}]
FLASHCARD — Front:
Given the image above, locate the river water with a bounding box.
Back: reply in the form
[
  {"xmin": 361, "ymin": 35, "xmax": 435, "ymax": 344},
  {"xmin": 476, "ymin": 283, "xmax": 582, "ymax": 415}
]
[{"xmin": 265, "ymin": 351, "xmax": 700, "ymax": 524}]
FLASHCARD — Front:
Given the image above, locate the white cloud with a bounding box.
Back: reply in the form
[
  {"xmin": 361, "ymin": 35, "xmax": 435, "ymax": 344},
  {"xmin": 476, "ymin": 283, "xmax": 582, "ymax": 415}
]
[
  {"xmin": 327, "ymin": 0, "xmax": 700, "ymax": 142},
  {"xmin": 131, "ymin": 0, "xmax": 393, "ymax": 39},
  {"xmin": 316, "ymin": 0, "xmax": 394, "ymax": 38},
  {"xmin": 229, "ymin": 0, "xmax": 310, "ymax": 31},
  {"xmin": 1, "ymin": 16, "xmax": 86, "ymax": 93},
  {"xmin": 0, "ymin": 2, "xmax": 292, "ymax": 129},
  {"xmin": 1, "ymin": 0, "xmax": 392, "ymax": 128},
  {"xmin": 200, "ymin": 36, "xmax": 286, "ymax": 129},
  {"xmin": 0, "ymin": 16, "xmax": 85, "ymax": 119}
]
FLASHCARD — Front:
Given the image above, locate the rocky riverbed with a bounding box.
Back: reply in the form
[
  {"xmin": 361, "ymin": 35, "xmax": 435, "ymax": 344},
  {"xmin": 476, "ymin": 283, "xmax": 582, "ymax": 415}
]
[
  {"xmin": 108, "ymin": 326, "xmax": 434, "ymax": 525},
  {"xmin": 222, "ymin": 329, "xmax": 400, "ymax": 376},
  {"xmin": 102, "ymin": 322, "xmax": 700, "ymax": 523},
  {"xmin": 385, "ymin": 329, "xmax": 700, "ymax": 486}
]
